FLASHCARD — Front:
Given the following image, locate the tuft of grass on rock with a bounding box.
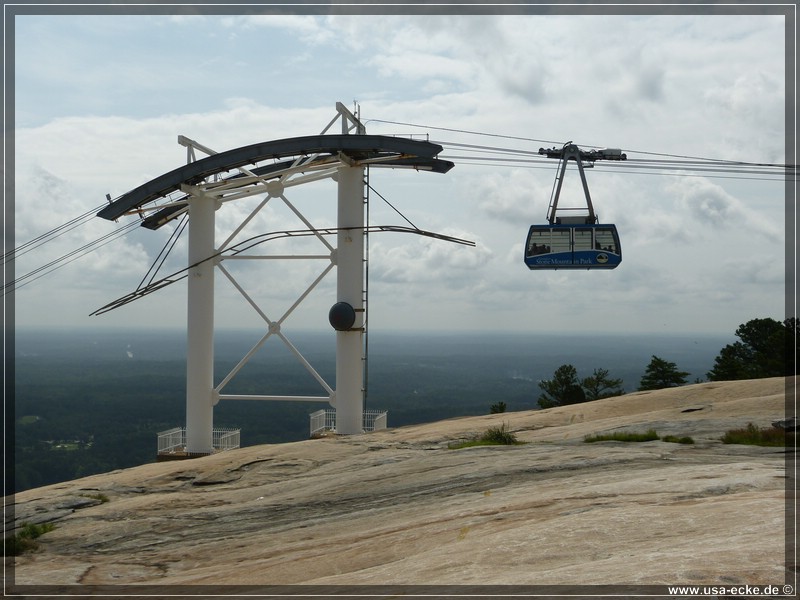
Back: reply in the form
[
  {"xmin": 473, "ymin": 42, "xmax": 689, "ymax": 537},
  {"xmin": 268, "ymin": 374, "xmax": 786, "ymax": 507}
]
[
  {"xmin": 82, "ymin": 492, "xmax": 110, "ymax": 503},
  {"xmin": 721, "ymin": 423, "xmax": 795, "ymax": 447},
  {"xmin": 481, "ymin": 423, "xmax": 520, "ymax": 445},
  {"xmin": 584, "ymin": 429, "xmax": 660, "ymax": 443},
  {"xmin": 449, "ymin": 423, "xmax": 524, "ymax": 449},
  {"xmin": 4, "ymin": 522, "xmax": 56, "ymax": 556},
  {"xmin": 660, "ymin": 435, "xmax": 695, "ymax": 444}
]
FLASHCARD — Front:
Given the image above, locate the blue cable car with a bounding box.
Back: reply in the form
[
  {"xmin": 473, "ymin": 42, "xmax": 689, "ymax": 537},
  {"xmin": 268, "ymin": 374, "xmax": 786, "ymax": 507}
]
[
  {"xmin": 524, "ymin": 222, "xmax": 621, "ymax": 269},
  {"xmin": 525, "ymin": 143, "xmax": 625, "ymax": 271}
]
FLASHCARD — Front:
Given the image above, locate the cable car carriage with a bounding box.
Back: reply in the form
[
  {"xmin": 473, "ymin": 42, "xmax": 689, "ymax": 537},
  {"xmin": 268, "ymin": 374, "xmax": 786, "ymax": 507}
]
[{"xmin": 524, "ymin": 143, "xmax": 625, "ymax": 270}]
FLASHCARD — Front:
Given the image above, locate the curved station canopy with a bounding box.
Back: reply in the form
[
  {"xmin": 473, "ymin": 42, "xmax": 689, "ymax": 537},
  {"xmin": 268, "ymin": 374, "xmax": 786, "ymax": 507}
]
[{"xmin": 97, "ymin": 134, "xmax": 454, "ymax": 228}]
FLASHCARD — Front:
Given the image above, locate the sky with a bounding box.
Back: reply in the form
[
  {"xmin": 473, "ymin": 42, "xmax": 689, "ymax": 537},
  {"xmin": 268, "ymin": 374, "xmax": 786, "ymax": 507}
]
[{"xmin": 6, "ymin": 6, "xmax": 793, "ymax": 339}]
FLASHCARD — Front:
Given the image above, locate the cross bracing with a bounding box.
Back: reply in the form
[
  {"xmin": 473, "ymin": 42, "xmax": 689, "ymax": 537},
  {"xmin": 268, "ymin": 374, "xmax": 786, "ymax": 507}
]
[{"xmin": 87, "ymin": 104, "xmax": 464, "ymax": 450}]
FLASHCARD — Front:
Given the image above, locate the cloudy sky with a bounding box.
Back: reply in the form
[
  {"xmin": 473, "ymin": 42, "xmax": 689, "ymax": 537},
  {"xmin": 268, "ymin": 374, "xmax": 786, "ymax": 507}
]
[{"xmin": 8, "ymin": 6, "xmax": 791, "ymax": 337}]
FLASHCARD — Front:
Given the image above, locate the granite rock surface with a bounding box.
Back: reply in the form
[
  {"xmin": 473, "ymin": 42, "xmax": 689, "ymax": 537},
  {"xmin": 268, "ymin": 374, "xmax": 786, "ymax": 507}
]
[{"xmin": 7, "ymin": 377, "xmax": 794, "ymax": 591}]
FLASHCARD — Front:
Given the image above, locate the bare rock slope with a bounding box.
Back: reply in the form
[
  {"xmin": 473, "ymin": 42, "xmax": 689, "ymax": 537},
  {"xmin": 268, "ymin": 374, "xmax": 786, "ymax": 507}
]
[{"xmin": 9, "ymin": 377, "xmax": 793, "ymax": 588}]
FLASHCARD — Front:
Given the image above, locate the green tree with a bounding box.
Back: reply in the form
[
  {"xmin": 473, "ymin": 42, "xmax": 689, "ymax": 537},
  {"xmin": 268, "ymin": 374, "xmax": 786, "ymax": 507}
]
[
  {"xmin": 707, "ymin": 317, "xmax": 797, "ymax": 380},
  {"xmin": 581, "ymin": 368, "xmax": 624, "ymax": 401},
  {"xmin": 538, "ymin": 364, "xmax": 586, "ymax": 408},
  {"xmin": 706, "ymin": 341, "xmax": 752, "ymax": 381},
  {"xmin": 638, "ymin": 356, "xmax": 689, "ymax": 390},
  {"xmin": 489, "ymin": 401, "xmax": 507, "ymax": 414}
]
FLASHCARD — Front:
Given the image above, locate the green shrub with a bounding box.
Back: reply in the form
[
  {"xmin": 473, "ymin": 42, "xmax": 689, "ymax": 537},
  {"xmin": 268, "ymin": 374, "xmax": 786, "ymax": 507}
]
[
  {"xmin": 480, "ymin": 423, "xmax": 518, "ymax": 444},
  {"xmin": 4, "ymin": 522, "xmax": 56, "ymax": 556},
  {"xmin": 584, "ymin": 429, "xmax": 660, "ymax": 443},
  {"xmin": 661, "ymin": 435, "xmax": 695, "ymax": 444},
  {"xmin": 721, "ymin": 423, "xmax": 795, "ymax": 447},
  {"xmin": 82, "ymin": 492, "xmax": 109, "ymax": 503},
  {"xmin": 449, "ymin": 423, "xmax": 523, "ymax": 449},
  {"xmin": 489, "ymin": 401, "xmax": 507, "ymax": 414}
]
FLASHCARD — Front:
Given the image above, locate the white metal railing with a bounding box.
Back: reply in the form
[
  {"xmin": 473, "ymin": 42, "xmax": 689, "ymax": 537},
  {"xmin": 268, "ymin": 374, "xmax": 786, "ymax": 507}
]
[
  {"xmin": 157, "ymin": 427, "xmax": 241, "ymax": 455},
  {"xmin": 310, "ymin": 410, "xmax": 327, "ymax": 437},
  {"xmin": 214, "ymin": 427, "xmax": 241, "ymax": 451},
  {"xmin": 363, "ymin": 410, "xmax": 388, "ymax": 432},
  {"xmin": 372, "ymin": 412, "xmax": 388, "ymax": 431},
  {"xmin": 157, "ymin": 427, "xmax": 185, "ymax": 453},
  {"xmin": 309, "ymin": 409, "xmax": 387, "ymax": 437}
]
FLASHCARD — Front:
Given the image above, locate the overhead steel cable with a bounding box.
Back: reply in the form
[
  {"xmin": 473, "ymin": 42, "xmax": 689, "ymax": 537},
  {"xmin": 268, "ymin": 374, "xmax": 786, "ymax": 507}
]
[
  {"xmin": 434, "ymin": 140, "xmax": 553, "ymax": 158},
  {"xmin": 2, "ymin": 203, "xmax": 108, "ymax": 264},
  {"xmin": 364, "ymin": 117, "xmax": 560, "ymax": 146},
  {"xmin": 2, "ymin": 219, "xmax": 140, "ymax": 296},
  {"xmin": 437, "ymin": 153, "xmax": 791, "ymax": 181},
  {"xmin": 624, "ymin": 156, "xmax": 788, "ymax": 168},
  {"xmin": 435, "ymin": 143, "xmax": 793, "ymax": 180},
  {"xmin": 437, "ymin": 142, "xmax": 791, "ymax": 173},
  {"xmin": 610, "ymin": 147, "xmax": 793, "ymax": 168},
  {"xmin": 619, "ymin": 161, "xmax": 791, "ymax": 178},
  {"xmin": 621, "ymin": 156, "xmax": 792, "ymax": 174},
  {"xmin": 10, "ymin": 117, "xmax": 792, "ymax": 299},
  {"xmin": 366, "ymin": 116, "xmax": 794, "ymax": 174},
  {"xmin": 588, "ymin": 166, "xmax": 791, "ymax": 183}
]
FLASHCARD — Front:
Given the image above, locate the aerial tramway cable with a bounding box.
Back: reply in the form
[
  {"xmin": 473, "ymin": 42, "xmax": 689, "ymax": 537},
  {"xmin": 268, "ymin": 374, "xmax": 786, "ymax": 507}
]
[
  {"xmin": 436, "ymin": 146, "xmax": 792, "ymax": 180},
  {"xmin": 2, "ymin": 219, "xmax": 141, "ymax": 295},
  {"xmin": 367, "ymin": 116, "xmax": 794, "ymax": 179},
  {"xmin": 6, "ymin": 119, "xmax": 793, "ymax": 295},
  {"xmin": 365, "ymin": 118, "xmax": 560, "ymax": 146},
  {"xmin": 437, "ymin": 154, "xmax": 793, "ymax": 182},
  {"xmin": 2, "ymin": 203, "xmax": 108, "ymax": 264}
]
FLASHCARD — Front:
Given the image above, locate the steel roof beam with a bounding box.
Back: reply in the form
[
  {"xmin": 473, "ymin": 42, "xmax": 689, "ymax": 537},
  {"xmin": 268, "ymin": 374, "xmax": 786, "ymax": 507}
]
[{"xmin": 98, "ymin": 134, "xmax": 453, "ymax": 222}]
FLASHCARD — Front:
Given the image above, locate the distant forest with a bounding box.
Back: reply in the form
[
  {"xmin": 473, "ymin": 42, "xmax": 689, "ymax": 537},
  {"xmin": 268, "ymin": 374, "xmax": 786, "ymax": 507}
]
[{"xmin": 9, "ymin": 322, "xmax": 792, "ymax": 493}]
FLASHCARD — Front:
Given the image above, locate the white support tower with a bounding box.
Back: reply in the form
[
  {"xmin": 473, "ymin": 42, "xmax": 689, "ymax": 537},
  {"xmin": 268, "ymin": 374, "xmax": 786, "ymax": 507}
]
[
  {"xmin": 184, "ymin": 190, "xmax": 217, "ymax": 454},
  {"xmin": 94, "ymin": 102, "xmax": 459, "ymax": 455},
  {"xmin": 334, "ymin": 165, "xmax": 366, "ymax": 435}
]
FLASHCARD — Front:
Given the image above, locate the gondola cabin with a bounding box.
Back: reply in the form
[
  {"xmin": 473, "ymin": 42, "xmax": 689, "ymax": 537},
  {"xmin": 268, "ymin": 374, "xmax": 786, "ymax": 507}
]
[{"xmin": 524, "ymin": 221, "xmax": 621, "ymax": 270}]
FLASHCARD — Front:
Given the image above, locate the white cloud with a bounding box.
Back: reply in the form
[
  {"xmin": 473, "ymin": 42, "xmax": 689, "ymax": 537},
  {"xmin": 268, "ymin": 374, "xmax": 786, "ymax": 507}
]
[
  {"xmin": 371, "ymin": 228, "xmax": 493, "ymax": 287},
  {"xmin": 703, "ymin": 72, "xmax": 785, "ymax": 162},
  {"xmin": 9, "ymin": 12, "xmax": 789, "ymax": 335},
  {"xmin": 669, "ymin": 177, "xmax": 783, "ymax": 241},
  {"xmin": 223, "ymin": 15, "xmax": 334, "ymax": 45},
  {"xmin": 476, "ymin": 170, "xmax": 551, "ymax": 224},
  {"xmin": 370, "ymin": 52, "xmax": 474, "ymax": 85}
]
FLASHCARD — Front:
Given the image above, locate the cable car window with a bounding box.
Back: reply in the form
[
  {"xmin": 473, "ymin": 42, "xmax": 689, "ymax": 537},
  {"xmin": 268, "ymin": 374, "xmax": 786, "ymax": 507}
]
[
  {"xmin": 574, "ymin": 228, "xmax": 593, "ymax": 252},
  {"xmin": 550, "ymin": 229, "xmax": 570, "ymax": 254},
  {"xmin": 526, "ymin": 228, "xmax": 552, "ymax": 256},
  {"xmin": 525, "ymin": 224, "xmax": 621, "ymax": 270},
  {"xmin": 595, "ymin": 227, "xmax": 618, "ymax": 254}
]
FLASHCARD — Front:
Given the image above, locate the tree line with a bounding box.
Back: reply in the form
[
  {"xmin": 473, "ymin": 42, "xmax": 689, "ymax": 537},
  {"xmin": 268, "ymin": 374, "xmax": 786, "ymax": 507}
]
[{"xmin": 535, "ymin": 317, "xmax": 797, "ymax": 409}]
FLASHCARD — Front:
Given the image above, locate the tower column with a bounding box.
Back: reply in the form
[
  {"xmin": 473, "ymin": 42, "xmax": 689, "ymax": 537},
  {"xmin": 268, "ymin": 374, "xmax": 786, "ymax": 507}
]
[
  {"xmin": 335, "ymin": 166, "xmax": 365, "ymax": 434},
  {"xmin": 185, "ymin": 193, "xmax": 216, "ymax": 454}
]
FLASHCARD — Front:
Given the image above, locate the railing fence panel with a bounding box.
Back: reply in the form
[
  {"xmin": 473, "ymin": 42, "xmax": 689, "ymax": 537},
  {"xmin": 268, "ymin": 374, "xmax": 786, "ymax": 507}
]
[
  {"xmin": 157, "ymin": 427, "xmax": 241, "ymax": 455},
  {"xmin": 309, "ymin": 409, "xmax": 388, "ymax": 436}
]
